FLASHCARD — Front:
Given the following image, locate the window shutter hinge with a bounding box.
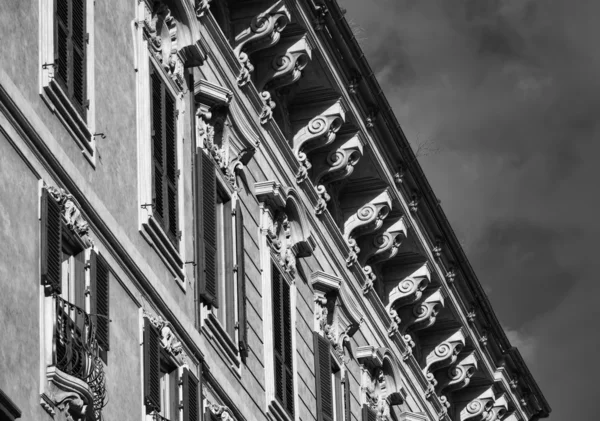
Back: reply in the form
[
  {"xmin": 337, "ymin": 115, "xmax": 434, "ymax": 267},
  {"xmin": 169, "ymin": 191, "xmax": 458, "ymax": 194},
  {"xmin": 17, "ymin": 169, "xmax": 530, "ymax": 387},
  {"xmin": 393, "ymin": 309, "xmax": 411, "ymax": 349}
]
[
  {"xmin": 177, "ymin": 230, "xmax": 182, "ymax": 241},
  {"xmin": 176, "ymin": 169, "xmax": 181, "ymax": 179},
  {"xmin": 84, "ymin": 286, "xmax": 91, "ymax": 296},
  {"xmin": 85, "ymin": 33, "xmax": 90, "ymax": 43},
  {"xmin": 233, "ymin": 264, "xmax": 238, "ymax": 273}
]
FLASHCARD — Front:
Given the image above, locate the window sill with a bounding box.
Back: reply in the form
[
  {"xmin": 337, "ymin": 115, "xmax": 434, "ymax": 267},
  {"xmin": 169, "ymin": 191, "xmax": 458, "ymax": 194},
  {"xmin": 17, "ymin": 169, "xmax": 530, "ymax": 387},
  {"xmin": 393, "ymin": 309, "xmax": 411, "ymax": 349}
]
[
  {"xmin": 41, "ymin": 78, "xmax": 95, "ymax": 166},
  {"xmin": 141, "ymin": 216, "xmax": 185, "ymax": 289},
  {"xmin": 203, "ymin": 313, "xmax": 240, "ymax": 369},
  {"xmin": 267, "ymin": 399, "xmax": 293, "ymax": 421}
]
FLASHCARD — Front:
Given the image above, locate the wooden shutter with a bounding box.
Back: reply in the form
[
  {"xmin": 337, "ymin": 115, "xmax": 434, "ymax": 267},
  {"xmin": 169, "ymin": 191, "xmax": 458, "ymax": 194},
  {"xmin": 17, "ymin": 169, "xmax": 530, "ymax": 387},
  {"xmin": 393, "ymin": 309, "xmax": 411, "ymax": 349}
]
[
  {"xmin": 143, "ymin": 318, "xmax": 161, "ymax": 414},
  {"xmin": 89, "ymin": 250, "xmax": 110, "ymax": 351},
  {"xmin": 314, "ymin": 332, "xmax": 334, "ymax": 421},
  {"xmin": 196, "ymin": 149, "xmax": 218, "ymax": 307},
  {"xmin": 344, "ymin": 375, "xmax": 352, "ymax": 421},
  {"xmin": 71, "ymin": 0, "xmax": 86, "ymax": 115},
  {"xmin": 165, "ymin": 92, "xmax": 178, "ymax": 241},
  {"xmin": 235, "ymin": 202, "xmax": 248, "ymax": 361},
  {"xmin": 273, "ymin": 265, "xmax": 294, "ymax": 415},
  {"xmin": 41, "ymin": 188, "xmax": 62, "ymax": 295},
  {"xmin": 362, "ymin": 404, "xmax": 377, "ymax": 421},
  {"xmin": 182, "ymin": 367, "xmax": 199, "ymax": 421},
  {"xmin": 55, "ymin": 0, "xmax": 69, "ymax": 88},
  {"xmin": 151, "ymin": 67, "xmax": 165, "ymax": 224}
]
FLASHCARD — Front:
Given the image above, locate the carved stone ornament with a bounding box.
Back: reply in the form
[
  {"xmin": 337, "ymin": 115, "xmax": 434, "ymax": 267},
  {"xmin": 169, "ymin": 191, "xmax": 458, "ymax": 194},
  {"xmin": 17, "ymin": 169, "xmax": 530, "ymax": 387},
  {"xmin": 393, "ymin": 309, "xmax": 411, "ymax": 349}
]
[
  {"xmin": 358, "ymin": 217, "xmax": 407, "ymax": 273},
  {"xmin": 436, "ymin": 353, "xmax": 478, "ymax": 395},
  {"xmin": 313, "ymin": 5, "xmax": 329, "ymax": 31},
  {"xmin": 143, "ymin": 311, "xmax": 188, "ymax": 363},
  {"xmin": 394, "ymin": 164, "xmax": 405, "ymax": 185},
  {"xmin": 293, "ymin": 101, "xmax": 346, "ymax": 183},
  {"xmin": 445, "ymin": 266, "xmax": 456, "ymax": 284},
  {"xmin": 344, "ymin": 190, "xmax": 392, "ymax": 267},
  {"xmin": 409, "ymin": 193, "xmax": 419, "ymax": 213},
  {"xmin": 42, "ymin": 366, "xmax": 95, "ymax": 421},
  {"xmin": 396, "ymin": 290, "xmax": 444, "ymax": 339},
  {"xmin": 205, "ymin": 400, "xmax": 235, "ymax": 421},
  {"xmin": 365, "ymin": 107, "xmax": 378, "ymax": 129},
  {"xmin": 459, "ymin": 388, "xmax": 496, "ymax": 421},
  {"xmin": 255, "ymin": 36, "xmax": 312, "ymax": 94},
  {"xmin": 423, "ymin": 330, "xmax": 466, "ymax": 378},
  {"xmin": 234, "ymin": 1, "xmax": 291, "ymax": 86},
  {"xmin": 387, "ymin": 264, "xmax": 430, "ymax": 311},
  {"xmin": 47, "ymin": 186, "xmax": 94, "ymax": 247},
  {"xmin": 195, "ymin": 0, "xmax": 212, "ymax": 18},
  {"xmin": 487, "ymin": 395, "xmax": 509, "ymax": 421},
  {"xmin": 256, "ymin": 181, "xmax": 315, "ymax": 276},
  {"xmin": 432, "ymin": 240, "xmax": 443, "ymax": 259},
  {"xmin": 142, "ymin": 0, "xmax": 186, "ymax": 90},
  {"xmin": 312, "ymin": 133, "xmax": 364, "ymax": 214}
]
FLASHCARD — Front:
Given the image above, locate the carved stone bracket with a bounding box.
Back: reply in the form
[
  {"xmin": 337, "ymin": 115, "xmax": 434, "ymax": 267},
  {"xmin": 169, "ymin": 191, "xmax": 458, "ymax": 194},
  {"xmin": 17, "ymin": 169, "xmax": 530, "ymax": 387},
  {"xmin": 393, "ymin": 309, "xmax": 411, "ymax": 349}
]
[
  {"xmin": 343, "ymin": 189, "xmax": 392, "ymax": 267},
  {"xmin": 487, "ymin": 395, "xmax": 509, "ymax": 421},
  {"xmin": 458, "ymin": 388, "xmax": 496, "ymax": 421},
  {"xmin": 255, "ymin": 36, "xmax": 312, "ymax": 94},
  {"xmin": 42, "ymin": 366, "xmax": 95, "ymax": 421},
  {"xmin": 387, "ymin": 264, "xmax": 431, "ymax": 310},
  {"xmin": 292, "ymin": 101, "xmax": 346, "ymax": 183},
  {"xmin": 311, "ymin": 133, "xmax": 364, "ymax": 213},
  {"xmin": 422, "ymin": 330, "xmax": 466, "ymax": 380},
  {"xmin": 234, "ymin": 1, "xmax": 291, "ymax": 86},
  {"xmin": 358, "ymin": 217, "xmax": 408, "ymax": 277},
  {"xmin": 436, "ymin": 352, "xmax": 478, "ymax": 395},
  {"xmin": 396, "ymin": 290, "xmax": 444, "ymax": 339},
  {"xmin": 47, "ymin": 186, "xmax": 94, "ymax": 247}
]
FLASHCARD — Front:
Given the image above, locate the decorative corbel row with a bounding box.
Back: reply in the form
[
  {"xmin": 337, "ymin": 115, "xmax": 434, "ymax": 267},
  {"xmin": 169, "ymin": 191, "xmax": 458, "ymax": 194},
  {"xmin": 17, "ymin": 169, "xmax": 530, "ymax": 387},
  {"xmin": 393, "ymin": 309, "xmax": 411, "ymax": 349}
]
[
  {"xmin": 255, "ymin": 35, "xmax": 312, "ymax": 96},
  {"xmin": 387, "ymin": 264, "xmax": 431, "ymax": 310},
  {"xmin": 436, "ymin": 352, "xmax": 478, "ymax": 395},
  {"xmin": 293, "ymin": 101, "xmax": 346, "ymax": 183},
  {"xmin": 234, "ymin": 1, "xmax": 291, "ymax": 86},
  {"xmin": 422, "ymin": 330, "xmax": 466, "ymax": 380},
  {"xmin": 46, "ymin": 186, "xmax": 94, "ymax": 247},
  {"xmin": 311, "ymin": 133, "xmax": 364, "ymax": 214},
  {"xmin": 459, "ymin": 388, "xmax": 496, "ymax": 421},
  {"xmin": 343, "ymin": 189, "xmax": 392, "ymax": 267}
]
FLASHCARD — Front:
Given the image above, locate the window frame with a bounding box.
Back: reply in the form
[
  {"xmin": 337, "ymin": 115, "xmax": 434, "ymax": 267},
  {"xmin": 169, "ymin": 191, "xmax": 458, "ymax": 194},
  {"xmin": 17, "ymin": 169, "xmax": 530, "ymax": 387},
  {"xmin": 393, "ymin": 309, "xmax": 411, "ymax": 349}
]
[
  {"xmin": 40, "ymin": 0, "xmax": 96, "ymax": 164},
  {"xmin": 135, "ymin": 4, "xmax": 187, "ymax": 289}
]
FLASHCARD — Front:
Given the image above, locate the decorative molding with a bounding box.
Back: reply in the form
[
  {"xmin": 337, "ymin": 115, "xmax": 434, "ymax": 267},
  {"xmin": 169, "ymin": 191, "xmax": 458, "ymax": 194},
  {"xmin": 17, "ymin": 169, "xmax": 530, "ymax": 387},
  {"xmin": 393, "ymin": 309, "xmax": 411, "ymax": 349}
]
[
  {"xmin": 143, "ymin": 311, "xmax": 189, "ymax": 364},
  {"xmin": 234, "ymin": 1, "xmax": 291, "ymax": 87},
  {"xmin": 436, "ymin": 353, "xmax": 478, "ymax": 395},
  {"xmin": 43, "ymin": 366, "xmax": 95, "ymax": 421},
  {"xmin": 359, "ymin": 217, "xmax": 408, "ymax": 274},
  {"xmin": 195, "ymin": 0, "xmax": 212, "ymax": 18},
  {"xmin": 398, "ymin": 290, "xmax": 444, "ymax": 337},
  {"xmin": 344, "ymin": 189, "xmax": 392, "ymax": 267},
  {"xmin": 487, "ymin": 395, "xmax": 509, "ymax": 421},
  {"xmin": 356, "ymin": 346, "xmax": 385, "ymax": 369},
  {"xmin": 195, "ymin": 79, "xmax": 233, "ymax": 106},
  {"xmin": 387, "ymin": 264, "xmax": 431, "ymax": 310},
  {"xmin": 445, "ymin": 266, "xmax": 456, "ymax": 284},
  {"xmin": 409, "ymin": 193, "xmax": 419, "ymax": 213},
  {"xmin": 292, "ymin": 101, "xmax": 345, "ymax": 183}
]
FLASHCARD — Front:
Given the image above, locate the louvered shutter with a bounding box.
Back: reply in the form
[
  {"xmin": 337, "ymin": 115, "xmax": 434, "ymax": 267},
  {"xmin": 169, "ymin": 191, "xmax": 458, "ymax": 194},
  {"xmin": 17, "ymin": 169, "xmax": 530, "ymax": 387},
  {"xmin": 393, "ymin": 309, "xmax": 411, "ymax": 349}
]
[
  {"xmin": 196, "ymin": 149, "xmax": 218, "ymax": 307},
  {"xmin": 41, "ymin": 188, "xmax": 62, "ymax": 295},
  {"xmin": 165, "ymin": 92, "xmax": 178, "ymax": 242},
  {"xmin": 344, "ymin": 376, "xmax": 352, "ymax": 421},
  {"xmin": 182, "ymin": 367, "xmax": 199, "ymax": 421},
  {"xmin": 235, "ymin": 203, "xmax": 248, "ymax": 361},
  {"xmin": 55, "ymin": 0, "xmax": 69, "ymax": 88},
  {"xmin": 362, "ymin": 404, "xmax": 377, "ymax": 421},
  {"xmin": 151, "ymin": 67, "xmax": 166, "ymax": 225},
  {"xmin": 89, "ymin": 250, "xmax": 110, "ymax": 352},
  {"xmin": 144, "ymin": 318, "xmax": 161, "ymax": 414},
  {"xmin": 314, "ymin": 332, "xmax": 334, "ymax": 421},
  {"xmin": 272, "ymin": 266, "xmax": 284, "ymax": 405},
  {"xmin": 71, "ymin": 0, "xmax": 86, "ymax": 116},
  {"xmin": 282, "ymin": 275, "xmax": 294, "ymax": 416}
]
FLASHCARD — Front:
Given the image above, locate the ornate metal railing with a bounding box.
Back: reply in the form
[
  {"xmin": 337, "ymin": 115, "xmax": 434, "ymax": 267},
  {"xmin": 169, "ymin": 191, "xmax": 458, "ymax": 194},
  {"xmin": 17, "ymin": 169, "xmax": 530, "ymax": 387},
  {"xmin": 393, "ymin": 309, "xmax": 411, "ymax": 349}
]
[{"xmin": 52, "ymin": 295, "xmax": 107, "ymax": 420}]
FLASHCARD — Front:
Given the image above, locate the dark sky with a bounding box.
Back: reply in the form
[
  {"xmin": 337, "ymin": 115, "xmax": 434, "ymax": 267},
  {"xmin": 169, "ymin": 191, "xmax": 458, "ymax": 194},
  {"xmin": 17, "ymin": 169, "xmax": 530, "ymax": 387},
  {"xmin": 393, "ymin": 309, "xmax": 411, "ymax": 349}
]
[{"xmin": 339, "ymin": 0, "xmax": 599, "ymax": 418}]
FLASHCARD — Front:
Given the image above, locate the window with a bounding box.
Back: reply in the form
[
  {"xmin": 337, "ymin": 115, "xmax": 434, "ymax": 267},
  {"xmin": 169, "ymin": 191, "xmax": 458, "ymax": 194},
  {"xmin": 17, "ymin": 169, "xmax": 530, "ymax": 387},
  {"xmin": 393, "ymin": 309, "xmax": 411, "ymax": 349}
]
[
  {"xmin": 151, "ymin": 64, "xmax": 179, "ymax": 246},
  {"xmin": 143, "ymin": 318, "xmax": 200, "ymax": 421},
  {"xmin": 40, "ymin": 0, "xmax": 95, "ymax": 161},
  {"xmin": 196, "ymin": 148, "xmax": 248, "ymax": 363},
  {"xmin": 272, "ymin": 264, "xmax": 294, "ymax": 416}
]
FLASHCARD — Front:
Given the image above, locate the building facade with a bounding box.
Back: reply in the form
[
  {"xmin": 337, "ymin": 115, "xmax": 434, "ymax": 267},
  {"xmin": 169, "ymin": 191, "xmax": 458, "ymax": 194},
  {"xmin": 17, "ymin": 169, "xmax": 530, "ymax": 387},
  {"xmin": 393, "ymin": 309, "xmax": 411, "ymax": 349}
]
[{"xmin": 0, "ymin": 0, "xmax": 550, "ymax": 421}]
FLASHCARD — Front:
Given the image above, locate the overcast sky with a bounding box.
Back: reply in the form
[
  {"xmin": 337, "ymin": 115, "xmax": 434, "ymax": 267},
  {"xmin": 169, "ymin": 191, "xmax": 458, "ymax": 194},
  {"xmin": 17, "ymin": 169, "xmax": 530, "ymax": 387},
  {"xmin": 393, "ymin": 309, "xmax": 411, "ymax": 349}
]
[{"xmin": 339, "ymin": 0, "xmax": 599, "ymax": 418}]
